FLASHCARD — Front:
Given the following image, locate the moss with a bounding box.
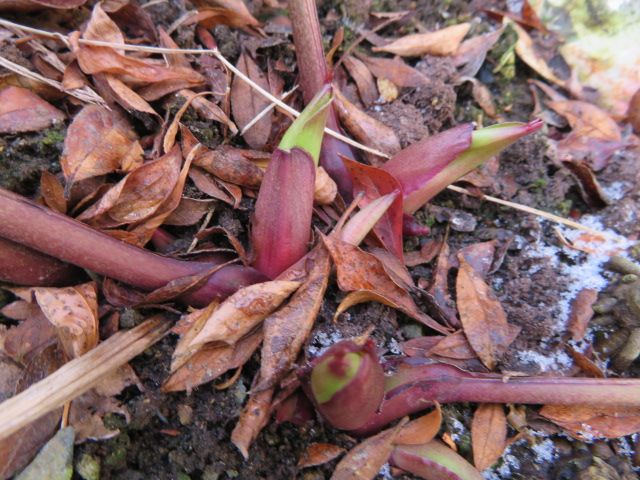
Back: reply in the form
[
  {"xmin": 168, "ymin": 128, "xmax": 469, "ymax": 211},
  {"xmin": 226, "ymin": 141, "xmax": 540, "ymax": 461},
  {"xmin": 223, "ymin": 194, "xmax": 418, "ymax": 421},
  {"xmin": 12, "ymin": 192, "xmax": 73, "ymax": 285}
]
[
  {"xmin": 103, "ymin": 433, "xmax": 130, "ymax": 470},
  {"xmin": 75, "ymin": 454, "xmax": 100, "ymax": 480}
]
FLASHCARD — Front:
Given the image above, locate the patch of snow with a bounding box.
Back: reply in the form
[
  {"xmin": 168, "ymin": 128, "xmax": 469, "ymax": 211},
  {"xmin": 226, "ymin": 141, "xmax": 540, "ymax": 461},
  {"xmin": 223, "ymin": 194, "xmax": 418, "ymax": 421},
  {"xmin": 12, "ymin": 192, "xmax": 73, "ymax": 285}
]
[
  {"xmin": 386, "ymin": 337, "xmax": 402, "ymax": 355},
  {"xmin": 530, "ymin": 438, "xmax": 557, "ymax": 463},
  {"xmin": 307, "ymin": 329, "xmax": 344, "ymax": 356},
  {"xmin": 517, "ymin": 349, "xmax": 573, "ymax": 373},
  {"xmin": 449, "ymin": 418, "xmax": 467, "ymax": 442},
  {"xmin": 377, "ymin": 463, "xmax": 393, "ymax": 479},
  {"xmin": 483, "ymin": 443, "xmax": 521, "ymax": 480},
  {"xmin": 602, "ymin": 181, "xmax": 629, "ymax": 201}
]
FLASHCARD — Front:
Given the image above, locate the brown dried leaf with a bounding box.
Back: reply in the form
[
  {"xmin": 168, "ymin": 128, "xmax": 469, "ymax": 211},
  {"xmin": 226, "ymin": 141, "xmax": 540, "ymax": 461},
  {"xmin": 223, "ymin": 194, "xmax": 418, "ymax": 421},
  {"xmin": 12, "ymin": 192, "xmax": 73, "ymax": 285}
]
[
  {"xmin": 231, "ymin": 386, "xmax": 274, "ymax": 459},
  {"xmin": 513, "ymin": 22, "xmax": 566, "ymax": 88},
  {"xmin": 539, "ymin": 405, "xmax": 640, "ymax": 440},
  {"xmin": 40, "ymin": 171, "xmax": 67, "ymax": 214},
  {"xmin": 34, "ymin": 282, "xmax": 99, "ymax": 358},
  {"xmin": 456, "ymin": 256, "xmax": 520, "ymax": 370},
  {"xmin": 342, "ymin": 55, "xmax": 378, "ymax": 106},
  {"xmin": 230, "ymin": 51, "xmax": 272, "ymax": 149},
  {"xmin": 178, "ymin": 89, "xmax": 237, "ymax": 134},
  {"xmin": 193, "ymin": 145, "xmax": 264, "ymax": 188},
  {"xmin": 3, "ymin": 314, "xmax": 57, "ymax": 365},
  {"xmin": 395, "ymin": 403, "xmax": 442, "ymax": 445},
  {"xmin": 0, "ymin": 86, "xmax": 64, "ymax": 134},
  {"xmin": 404, "ymin": 238, "xmax": 441, "ymax": 267},
  {"xmin": 457, "ymin": 241, "xmax": 497, "ymax": 279},
  {"xmin": 471, "ymin": 403, "xmax": 507, "ymax": 471},
  {"xmin": 77, "ymin": 147, "xmax": 182, "ymax": 228},
  {"xmin": 357, "ymin": 54, "xmax": 429, "ymax": 88},
  {"xmin": 453, "ymin": 27, "xmax": 504, "ymax": 78},
  {"xmin": 189, "ymin": 167, "xmax": 235, "ymax": 205},
  {"xmin": 258, "ymin": 245, "xmax": 331, "ymax": 389},
  {"xmin": 568, "ymin": 288, "xmax": 598, "ymax": 341},
  {"xmin": 98, "ymin": 74, "xmax": 158, "ymax": 116},
  {"xmin": 561, "ymin": 159, "xmax": 609, "ymax": 208},
  {"xmin": 373, "ymin": 23, "xmax": 471, "ymax": 57},
  {"xmin": 298, "ymin": 443, "xmax": 346, "ymax": 469},
  {"xmin": 323, "ymin": 235, "xmax": 448, "ymax": 334},
  {"xmin": 163, "ymin": 329, "xmax": 262, "ymax": 392},
  {"xmin": 331, "ymin": 419, "xmax": 406, "ymax": 480},
  {"xmin": 428, "ymin": 330, "xmax": 477, "ymax": 360},
  {"xmin": 314, "ymin": 166, "xmax": 338, "ymax": 205},
  {"xmin": 333, "ymin": 89, "xmax": 401, "ymax": 161},
  {"xmin": 164, "ymin": 197, "xmax": 214, "ymax": 226},
  {"xmin": 189, "ymin": 0, "xmax": 261, "ymax": 31},
  {"xmin": 61, "ymin": 105, "xmax": 143, "ymax": 187},
  {"xmin": 549, "ymin": 100, "xmax": 621, "ymax": 142},
  {"xmin": 429, "ymin": 240, "xmax": 459, "ymax": 328},
  {"xmin": 628, "ymin": 88, "xmax": 640, "ymax": 133}
]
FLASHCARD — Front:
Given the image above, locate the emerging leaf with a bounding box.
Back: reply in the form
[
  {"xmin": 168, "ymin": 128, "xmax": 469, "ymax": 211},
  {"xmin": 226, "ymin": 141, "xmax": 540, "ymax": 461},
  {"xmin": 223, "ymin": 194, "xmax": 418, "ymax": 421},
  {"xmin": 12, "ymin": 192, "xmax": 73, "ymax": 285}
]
[{"xmin": 391, "ymin": 440, "xmax": 484, "ymax": 480}]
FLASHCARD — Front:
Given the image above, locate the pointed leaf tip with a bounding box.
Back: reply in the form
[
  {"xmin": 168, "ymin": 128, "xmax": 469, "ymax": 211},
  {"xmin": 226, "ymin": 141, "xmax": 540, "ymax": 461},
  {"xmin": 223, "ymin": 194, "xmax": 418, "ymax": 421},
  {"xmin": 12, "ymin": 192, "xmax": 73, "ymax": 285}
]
[
  {"xmin": 341, "ymin": 191, "xmax": 399, "ymax": 246},
  {"xmin": 279, "ymin": 84, "xmax": 332, "ymax": 165}
]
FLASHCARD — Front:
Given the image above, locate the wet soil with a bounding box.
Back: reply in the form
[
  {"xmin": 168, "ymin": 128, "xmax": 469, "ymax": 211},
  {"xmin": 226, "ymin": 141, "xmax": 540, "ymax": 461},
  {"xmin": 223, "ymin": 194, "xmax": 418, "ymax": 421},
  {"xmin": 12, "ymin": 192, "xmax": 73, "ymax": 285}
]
[{"xmin": 1, "ymin": 0, "xmax": 639, "ymax": 479}]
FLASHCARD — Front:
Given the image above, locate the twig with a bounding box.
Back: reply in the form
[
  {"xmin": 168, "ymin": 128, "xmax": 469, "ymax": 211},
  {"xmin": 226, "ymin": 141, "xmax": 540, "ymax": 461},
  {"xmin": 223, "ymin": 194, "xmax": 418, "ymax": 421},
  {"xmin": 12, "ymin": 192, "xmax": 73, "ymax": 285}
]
[
  {"xmin": 239, "ymin": 85, "xmax": 298, "ymax": 136},
  {"xmin": 0, "ymin": 316, "xmax": 171, "ymax": 440}
]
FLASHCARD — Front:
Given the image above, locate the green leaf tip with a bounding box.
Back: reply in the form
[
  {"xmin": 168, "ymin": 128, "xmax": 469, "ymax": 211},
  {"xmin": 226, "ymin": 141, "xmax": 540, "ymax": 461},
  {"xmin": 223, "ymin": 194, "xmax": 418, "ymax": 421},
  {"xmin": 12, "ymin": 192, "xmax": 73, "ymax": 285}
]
[
  {"xmin": 311, "ymin": 351, "xmax": 362, "ymax": 404},
  {"xmin": 279, "ymin": 84, "xmax": 332, "ymax": 165}
]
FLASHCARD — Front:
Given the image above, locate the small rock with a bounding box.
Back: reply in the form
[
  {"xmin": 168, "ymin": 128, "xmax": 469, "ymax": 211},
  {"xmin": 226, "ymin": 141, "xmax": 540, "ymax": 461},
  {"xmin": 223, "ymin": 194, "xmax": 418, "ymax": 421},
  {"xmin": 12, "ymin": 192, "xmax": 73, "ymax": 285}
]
[
  {"xmin": 621, "ymin": 274, "xmax": 638, "ymax": 283},
  {"xmin": 75, "ymin": 453, "xmax": 100, "ymax": 480},
  {"xmin": 177, "ymin": 404, "xmax": 193, "ymax": 426},
  {"xmin": 593, "ymin": 297, "xmax": 618, "ymax": 314}
]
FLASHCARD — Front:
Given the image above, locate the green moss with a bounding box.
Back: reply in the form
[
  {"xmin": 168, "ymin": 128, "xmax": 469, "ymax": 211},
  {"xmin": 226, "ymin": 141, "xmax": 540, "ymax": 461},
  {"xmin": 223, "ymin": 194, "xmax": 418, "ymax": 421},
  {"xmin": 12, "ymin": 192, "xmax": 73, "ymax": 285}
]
[
  {"xmin": 75, "ymin": 454, "xmax": 100, "ymax": 480},
  {"xmin": 103, "ymin": 434, "xmax": 130, "ymax": 470},
  {"xmin": 555, "ymin": 199, "xmax": 573, "ymax": 217}
]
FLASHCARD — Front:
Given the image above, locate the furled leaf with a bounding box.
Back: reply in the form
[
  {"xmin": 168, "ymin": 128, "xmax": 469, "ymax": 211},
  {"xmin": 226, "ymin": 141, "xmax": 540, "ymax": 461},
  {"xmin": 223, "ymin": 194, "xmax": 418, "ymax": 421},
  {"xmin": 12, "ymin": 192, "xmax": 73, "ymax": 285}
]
[
  {"xmin": 539, "ymin": 405, "xmax": 640, "ymax": 440},
  {"xmin": 373, "ymin": 23, "xmax": 471, "ymax": 57},
  {"xmin": 61, "ymin": 105, "xmax": 143, "ymax": 187},
  {"xmin": 471, "ymin": 404, "xmax": 507, "ymax": 471},
  {"xmin": 357, "ymin": 54, "xmax": 429, "ymax": 88},
  {"xmin": 456, "ymin": 256, "xmax": 520, "ymax": 370},
  {"xmin": 298, "ymin": 443, "xmax": 346, "ymax": 469},
  {"xmin": 314, "ymin": 166, "xmax": 338, "ymax": 205},
  {"xmin": 34, "ymin": 282, "xmax": 99, "ymax": 359},
  {"xmin": 391, "ymin": 440, "xmax": 483, "ymax": 480},
  {"xmin": 15, "ymin": 426, "xmax": 74, "ymax": 480},
  {"xmin": 230, "ymin": 51, "xmax": 272, "ymax": 149},
  {"xmin": 341, "ymin": 192, "xmax": 399, "ymax": 248},
  {"xmin": 395, "ymin": 403, "xmax": 442, "ymax": 446},
  {"xmin": 331, "ymin": 420, "xmax": 406, "ymax": 480},
  {"xmin": 333, "ymin": 89, "xmax": 400, "ymax": 164},
  {"xmin": 323, "ymin": 235, "xmax": 448, "ymax": 334},
  {"xmin": 0, "ymin": 86, "xmax": 64, "ymax": 134}
]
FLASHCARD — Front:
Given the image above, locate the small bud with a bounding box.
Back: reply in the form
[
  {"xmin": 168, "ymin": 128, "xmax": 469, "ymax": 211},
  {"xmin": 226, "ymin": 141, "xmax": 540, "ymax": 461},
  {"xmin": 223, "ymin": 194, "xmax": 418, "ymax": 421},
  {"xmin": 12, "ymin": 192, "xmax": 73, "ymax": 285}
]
[{"xmin": 307, "ymin": 339, "xmax": 385, "ymax": 430}]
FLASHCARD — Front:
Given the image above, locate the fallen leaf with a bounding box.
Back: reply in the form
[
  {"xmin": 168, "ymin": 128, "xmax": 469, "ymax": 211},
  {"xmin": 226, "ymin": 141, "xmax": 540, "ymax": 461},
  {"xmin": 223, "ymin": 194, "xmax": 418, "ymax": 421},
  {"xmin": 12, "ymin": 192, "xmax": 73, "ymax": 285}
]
[
  {"xmin": 569, "ymin": 348, "xmax": 605, "ymax": 378},
  {"xmin": 231, "ymin": 386, "xmax": 274, "ymax": 459},
  {"xmin": 189, "ymin": 167, "xmax": 235, "ymax": 205},
  {"xmin": 177, "ymin": 89, "xmax": 237, "ymax": 134},
  {"xmin": 404, "ymin": 238, "xmax": 441, "ymax": 267},
  {"xmin": 331, "ymin": 420, "xmax": 406, "ymax": 480},
  {"xmin": 193, "ymin": 145, "xmax": 264, "ymax": 188},
  {"xmin": 561, "ymin": 159, "xmax": 609, "ymax": 208},
  {"xmin": 471, "ymin": 404, "xmax": 507, "ymax": 471},
  {"xmin": 376, "ymin": 78, "xmax": 399, "ymax": 103},
  {"xmin": 96, "ymin": 74, "xmax": 158, "ymax": 116},
  {"xmin": 456, "ymin": 255, "xmax": 520, "ymax": 370},
  {"xmin": 549, "ymin": 100, "xmax": 621, "ymax": 142},
  {"xmin": 77, "ymin": 147, "xmax": 182, "ymax": 229},
  {"xmin": 628, "ymin": 88, "xmax": 640, "ymax": 133},
  {"xmin": 323, "ymin": 235, "xmax": 448, "ymax": 334},
  {"xmin": 314, "ymin": 166, "xmax": 338, "ymax": 205},
  {"xmin": 333, "ymin": 89, "xmax": 401, "ymax": 163},
  {"xmin": 462, "ymin": 77, "xmax": 497, "ymax": 118},
  {"xmin": 512, "ymin": 22, "xmax": 567, "ymax": 88},
  {"xmin": 61, "ymin": 105, "xmax": 143, "ymax": 188},
  {"xmin": 428, "ymin": 240, "xmax": 459, "ymax": 328},
  {"xmin": 164, "ymin": 197, "xmax": 214, "ymax": 226},
  {"xmin": 0, "ymin": 86, "xmax": 64, "ymax": 134},
  {"xmin": 34, "ymin": 282, "xmax": 99, "ymax": 358},
  {"xmin": 189, "ymin": 0, "xmax": 261, "ymax": 31},
  {"xmin": 453, "ymin": 27, "xmax": 504, "ymax": 78},
  {"xmin": 298, "ymin": 443, "xmax": 346, "ymax": 469},
  {"xmin": 539, "ymin": 405, "xmax": 640, "ymax": 440},
  {"xmin": 342, "ymin": 55, "xmax": 378, "ymax": 106},
  {"xmin": 3, "ymin": 314, "xmax": 57, "ymax": 365},
  {"xmin": 14, "ymin": 426, "xmax": 74, "ymax": 480},
  {"xmin": 395, "ymin": 403, "xmax": 442, "ymax": 445},
  {"xmin": 230, "ymin": 51, "xmax": 272, "ymax": 149},
  {"xmin": 457, "ymin": 241, "xmax": 497, "ymax": 279},
  {"xmin": 373, "ymin": 23, "xmax": 471, "ymax": 57},
  {"xmin": 40, "ymin": 172, "xmax": 67, "ymax": 214},
  {"xmin": 428, "ymin": 330, "xmax": 477, "ymax": 360},
  {"xmin": 257, "ymin": 245, "xmax": 331, "ymax": 390},
  {"xmin": 567, "ymin": 288, "xmax": 599, "ymax": 342},
  {"xmin": 357, "ymin": 53, "xmax": 429, "ymax": 88}
]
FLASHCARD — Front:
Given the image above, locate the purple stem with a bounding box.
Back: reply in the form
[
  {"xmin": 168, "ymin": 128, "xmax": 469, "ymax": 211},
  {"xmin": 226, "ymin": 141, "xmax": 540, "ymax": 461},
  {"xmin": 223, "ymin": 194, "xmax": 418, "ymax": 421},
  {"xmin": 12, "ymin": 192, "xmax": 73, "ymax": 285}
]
[
  {"xmin": 289, "ymin": 0, "xmax": 355, "ymax": 198},
  {"xmin": 0, "ymin": 187, "xmax": 265, "ymax": 306}
]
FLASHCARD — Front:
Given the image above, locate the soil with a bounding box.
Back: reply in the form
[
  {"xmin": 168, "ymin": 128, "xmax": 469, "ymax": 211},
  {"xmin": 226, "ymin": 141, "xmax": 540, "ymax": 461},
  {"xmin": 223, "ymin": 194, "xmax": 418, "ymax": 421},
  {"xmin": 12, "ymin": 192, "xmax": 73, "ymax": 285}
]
[{"xmin": 1, "ymin": 0, "xmax": 639, "ymax": 479}]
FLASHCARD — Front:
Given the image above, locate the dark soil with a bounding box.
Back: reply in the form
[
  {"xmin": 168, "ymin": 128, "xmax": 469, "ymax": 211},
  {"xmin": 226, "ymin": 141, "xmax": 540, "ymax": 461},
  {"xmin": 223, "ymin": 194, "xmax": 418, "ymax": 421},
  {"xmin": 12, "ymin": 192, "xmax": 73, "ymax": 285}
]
[{"xmin": 1, "ymin": 0, "xmax": 639, "ymax": 479}]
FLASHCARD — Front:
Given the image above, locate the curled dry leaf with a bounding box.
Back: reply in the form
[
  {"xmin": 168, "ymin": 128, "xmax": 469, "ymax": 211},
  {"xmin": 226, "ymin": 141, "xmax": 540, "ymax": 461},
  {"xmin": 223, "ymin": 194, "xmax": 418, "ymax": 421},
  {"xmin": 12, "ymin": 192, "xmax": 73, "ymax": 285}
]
[
  {"xmin": 3, "ymin": 311, "xmax": 57, "ymax": 364},
  {"xmin": 0, "ymin": 86, "xmax": 64, "ymax": 134},
  {"xmin": 428, "ymin": 330, "xmax": 477, "ymax": 360},
  {"xmin": 34, "ymin": 281, "xmax": 99, "ymax": 359},
  {"xmin": 561, "ymin": 159, "xmax": 609, "ymax": 208},
  {"xmin": 189, "ymin": 167, "xmax": 235, "ymax": 205},
  {"xmin": 456, "ymin": 255, "xmax": 520, "ymax": 370},
  {"xmin": 77, "ymin": 147, "xmax": 182, "ymax": 228},
  {"xmin": 193, "ymin": 146, "xmax": 264, "ymax": 188},
  {"xmin": 257, "ymin": 246, "xmax": 331, "ymax": 390},
  {"xmin": 373, "ymin": 23, "xmax": 471, "ymax": 57},
  {"xmin": 94, "ymin": 73, "xmax": 158, "ymax": 116},
  {"xmin": 298, "ymin": 443, "xmax": 346, "ymax": 469},
  {"xmin": 231, "ymin": 386, "xmax": 274, "ymax": 460},
  {"xmin": 549, "ymin": 100, "xmax": 621, "ymax": 142},
  {"xmin": 429, "ymin": 240, "xmax": 459, "ymax": 328},
  {"xmin": 61, "ymin": 105, "xmax": 143, "ymax": 188},
  {"xmin": 539, "ymin": 405, "xmax": 640, "ymax": 440},
  {"xmin": 177, "ymin": 89, "xmax": 237, "ymax": 134},
  {"xmin": 356, "ymin": 54, "xmax": 429, "ymax": 88},
  {"xmin": 164, "ymin": 197, "xmax": 214, "ymax": 226},
  {"xmin": 333, "ymin": 89, "xmax": 401, "ymax": 163},
  {"xmin": 230, "ymin": 51, "xmax": 273, "ymax": 149},
  {"xmin": 512, "ymin": 22, "xmax": 566, "ymax": 88},
  {"xmin": 314, "ymin": 166, "xmax": 338, "ymax": 205},
  {"xmin": 40, "ymin": 172, "xmax": 67, "ymax": 214},
  {"xmin": 471, "ymin": 403, "xmax": 507, "ymax": 471},
  {"xmin": 342, "ymin": 55, "xmax": 378, "ymax": 106},
  {"xmin": 395, "ymin": 403, "xmax": 442, "ymax": 446},
  {"xmin": 453, "ymin": 27, "xmax": 504, "ymax": 78},
  {"xmin": 189, "ymin": 0, "xmax": 261, "ymax": 31},
  {"xmin": 323, "ymin": 235, "xmax": 448, "ymax": 334},
  {"xmin": 331, "ymin": 419, "xmax": 406, "ymax": 480},
  {"xmin": 187, "ymin": 280, "xmax": 301, "ymax": 349}
]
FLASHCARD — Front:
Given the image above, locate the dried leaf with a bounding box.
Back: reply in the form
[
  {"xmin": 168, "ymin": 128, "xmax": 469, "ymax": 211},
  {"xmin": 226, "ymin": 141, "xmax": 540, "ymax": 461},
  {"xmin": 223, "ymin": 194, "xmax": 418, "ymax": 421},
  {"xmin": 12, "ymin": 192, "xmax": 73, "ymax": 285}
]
[
  {"xmin": 177, "ymin": 89, "xmax": 237, "ymax": 134},
  {"xmin": 342, "ymin": 56, "xmax": 378, "ymax": 106},
  {"xmin": 457, "ymin": 241, "xmax": 497, "ymax": 279},
  {"xmin": 189, "ymin": 167, "xmax": 235, "ymax": 205},
  {"xmin": 77, "ymin": 147, "xmax": 182, "ymax": 228},
  {"xmin": 395, "ymin": 403, "xmax": 442, "ymax": 445},
  {"xmin": 373, "ymin": 23, "xmax": 471, "ymax": 57},
  {"xmin": 512, "ymin": 22, "xmax": 566, "ymax": 88},
  {"xmin": 34, "ymin": 282, "xmax": 99, "ymax": 358},
  {"xmin": 429, "ymin": 330, "xmax": 477, "ymax": 360},
  {"xmin": 0, "ymin": 86, "xmax": 64, "ymax": 134},
  {"xmin": 357, "ymin": 54, "xmax": 429, "ymax": 88},
  {"xmin": 193, "ymin": 145, "xmax": 264, "ymax": 188},
  {"xmin": 15, "ymin": 426, "xmax": 74, "ymax": 480},
  {"xmin": 391, "ymin": 440, "xmax": 484, "ymax": 480},
  {"xmin": 258, "ymin": 245, "xmax": 331, "ymax": 389},
  {"xmin": 539, "ymin": 405, "xmax": 640, "ymax": 440},
  {"xmin": 333, "ymin": 89, "xmax": 401, "ymax": 162},
  {"xmin": 314, "ymin": 166, "xmax": 338, "ymax": 205},
  {"xmin": 61, "ymin": 105, "xmax": 143, "ymax": 187},
  {"xmin": 453, "ymin": 27, "xmax": 504, "ymax": 78},
  {"xmin": 231, "ymin": 386, "xmax": 274, "ymax": 459},
  {"xmin": 568, "ymin": 288, "xmax": 598, "ymax": 342},
  {"xmin": 331, "ymin": 420, "xmax": 406, "ymax": 480},
  {"xmin": 471, "ymin": 404, "xmax": 507, "ymax": 471},
  {"xmin": 561, "ymin": 159, "xmax": 609, "ymax": 208},
  {"xmin": 40, "ymin": 172, "xmax": 67, "ymax": 214},
  {"xmin": 189, "ymin": 0, "xmax": 261, "ymax": 31},
  {"xmin": 549, "ymin": 100, "xmax": 621, "ymax": 142},
  {"xmin": 298, "ymin": 443, "xmax": 346, "ymax": 469},
  {"xmin": 456, "ymin": 256, "xmax": 520, "ymax": 370},
  {"xmin": 164, "ymin": 197, "xmax": 214, "ymax": 226},
  {"xmin": 323, "ymin": 235, "xmax": 448, "ymax": 334},
  {"xmin": 98, "ymin": 74, "xmax": 158, "ymax": 116},
  {"xmin": 230, "ymin": 51, "xmax": 272, "ymax": 149},
  {"xmin": 3, "ymin": 314, "xmax": 57, "ymax": 365},
  {"xmin": 429, "ymin": 241, "xmax": 459, "ymax": 328}
]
